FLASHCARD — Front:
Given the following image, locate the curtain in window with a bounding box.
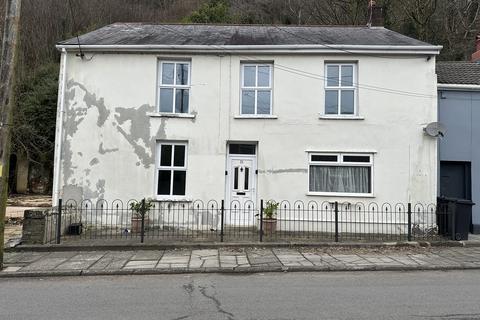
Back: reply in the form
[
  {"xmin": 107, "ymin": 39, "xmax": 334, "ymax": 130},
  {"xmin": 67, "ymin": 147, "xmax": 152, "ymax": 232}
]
[{"xmin": 309, "ymin": 166, "xmax": 371, "ymax": 193}]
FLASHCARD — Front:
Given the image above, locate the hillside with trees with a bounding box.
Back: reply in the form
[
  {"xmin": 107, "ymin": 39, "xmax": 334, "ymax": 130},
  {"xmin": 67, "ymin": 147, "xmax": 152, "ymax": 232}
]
[{"xmin": 1, "ymin": 0, "xmax": 479, "ymax": 194}]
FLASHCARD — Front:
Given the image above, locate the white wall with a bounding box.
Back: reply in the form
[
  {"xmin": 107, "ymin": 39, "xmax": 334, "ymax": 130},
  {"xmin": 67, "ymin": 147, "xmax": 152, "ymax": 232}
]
[{"xmin": 54, "ymin": 51, "xmax": 438, "ymax": 206}]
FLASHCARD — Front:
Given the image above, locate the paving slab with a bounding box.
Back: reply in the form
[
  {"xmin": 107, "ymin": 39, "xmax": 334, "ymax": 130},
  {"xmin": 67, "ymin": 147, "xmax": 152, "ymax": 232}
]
[
  {"xmin": 123, "ymin": 260, "xmax": 158, "ymax": 269},
  {"xmin": 56, "ymin": 260, "xmax": 98, "ymax": 270},
  {"xmin": 156, "ymin": 250, "xmax": 190, "ymax": 269},
  {"xmin": 273, "ymin": 249, "xmax": 314, "ymax": 267},
  {"xmin": 300, "ymin": 253, "xmax": 331, "ymax": 267},
  {"xmin": 89, "ymin": 252, "xmax": 135, "ymax": 270},
  {"xmin": 331, "ymin": 254, "xmax": 368, "ymax": 265},
  {"xmin": 70, "ymin": 252, "xmax": 106, "ymax": 261},
  {"xmin": 20, "ymin": 258, "xmax": 71, "ymax": 271},
  {"xmin": 219, "ymin": 253, "xmax": 251, "ymax": 268},
  {"xmin": 387, "ymin": 256, "xmax": 420, "ymax": 266},
  {"xmin": 5, "ymin": 252, "xmax": 49, "ymax": 264},
  {"xmin": 130, "ymin": 250, "xmax": 164, "ymax": 261},
  {"xmin": 47, "ymin": 252, "xmax": 78, "ymax": 259},
  {"xmin": 189, "ymin": 249, "xmax": 219, "ymax": 268},
  {"xmin": 246, "ymin": 248, "xmax": 281, "ymax": 267},
  {"xmin": 320, "ymin": 254, "xmax": 349, "ymax": 267},
  {"xmin": 2, "ymin": 266, "xmax": 22, "ymax": 272}
]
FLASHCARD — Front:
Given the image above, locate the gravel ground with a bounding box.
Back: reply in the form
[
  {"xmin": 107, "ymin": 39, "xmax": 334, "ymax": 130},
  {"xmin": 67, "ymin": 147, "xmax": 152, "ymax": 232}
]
[
  {"xmin": 3, "ymin": 194, "xmax": 47, "ymax": 246},
  {"xmin": 7, "ymin": 194, "xmax": 51, "ymax": 207},
  {"xmin": 3, "ymin": 223, "xmax": 22, "ymax": 246}
]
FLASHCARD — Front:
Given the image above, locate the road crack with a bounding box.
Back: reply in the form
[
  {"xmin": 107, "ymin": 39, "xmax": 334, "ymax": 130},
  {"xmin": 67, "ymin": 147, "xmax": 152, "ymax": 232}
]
[{"xmin": 198, "ymin": 285, "xmax": 235, "ymax": 320}]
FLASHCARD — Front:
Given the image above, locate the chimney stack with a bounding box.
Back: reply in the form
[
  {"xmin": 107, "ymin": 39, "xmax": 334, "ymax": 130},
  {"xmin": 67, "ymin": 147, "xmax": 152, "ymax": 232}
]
[
  {"xmin": 367, "ymin": 0, "xmax": 384, "ymax": 27},
  {"xmin": 472, "ymin": 35, "xmax": 480, "ymax": 63}
]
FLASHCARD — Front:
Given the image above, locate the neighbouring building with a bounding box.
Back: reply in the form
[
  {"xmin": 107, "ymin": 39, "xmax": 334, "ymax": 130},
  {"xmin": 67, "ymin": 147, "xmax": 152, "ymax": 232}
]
[
  {"xmin": 52, "ymin": 24, "xmax": 441, "ymax": 219},
  {"xmin": 437, "ymin": 61, "xmax": 480, "ymax": 233},
  {"xmin": 8, "ymin": 153, "xmax": 52, "ymax": 195},
  {"xmin": 472, "ymin": 35, "xmax": 480, "ymax": 63}
]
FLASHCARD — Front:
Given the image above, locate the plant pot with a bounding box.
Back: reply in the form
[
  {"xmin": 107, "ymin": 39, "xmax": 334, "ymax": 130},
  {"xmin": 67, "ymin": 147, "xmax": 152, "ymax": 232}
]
[
  {"xmin": 262, "ymin": 218, "xmax": 277, "ymax": 235},
  {"xmin": 131, "ymin": 217, "xmax": 143, "ymax": 233}
]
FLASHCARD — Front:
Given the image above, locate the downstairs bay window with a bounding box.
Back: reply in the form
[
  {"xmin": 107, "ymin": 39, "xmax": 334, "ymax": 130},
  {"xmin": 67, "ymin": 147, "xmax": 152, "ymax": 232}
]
[{"xmin": 308, "ymin": 153, "xmax": 373, "ymax": 196}]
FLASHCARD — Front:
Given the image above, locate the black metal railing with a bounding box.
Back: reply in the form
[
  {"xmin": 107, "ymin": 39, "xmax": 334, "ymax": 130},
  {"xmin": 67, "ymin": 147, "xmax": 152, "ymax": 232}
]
[{"xmin": 45, "ymin": 198, "xmax": 454, "ymax": 244}]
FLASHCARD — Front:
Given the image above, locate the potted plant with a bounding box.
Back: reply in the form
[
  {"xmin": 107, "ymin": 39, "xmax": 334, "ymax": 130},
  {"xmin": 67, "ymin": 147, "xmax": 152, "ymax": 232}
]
[
  {"xmin": 130, "ymin": 198, "xmax": 153, "ymax": 233},
  {"xmin": 263, "ymin": 200, "xmax": 279, "ymax": 235}
]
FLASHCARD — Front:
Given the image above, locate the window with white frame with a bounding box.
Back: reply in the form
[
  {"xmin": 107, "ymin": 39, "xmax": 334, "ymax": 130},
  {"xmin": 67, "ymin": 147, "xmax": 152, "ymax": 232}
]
[
  {"xmin": 309, "ymin": 153, "xmax": 372, "ymax": 195},
  {"xmin": 241, "ymin": 63, "xmax": 273, "ymax": 115},
  {"xmin": 156, "ymin": 142, "xmax": 187, "ymax": 196},
  {"xmin": 324, "ymin": 63, "xmax": 357, "ymax": 115},
  {"xmin": 158, "ymin": 61, "xmax": 190, "ymax": 113}
]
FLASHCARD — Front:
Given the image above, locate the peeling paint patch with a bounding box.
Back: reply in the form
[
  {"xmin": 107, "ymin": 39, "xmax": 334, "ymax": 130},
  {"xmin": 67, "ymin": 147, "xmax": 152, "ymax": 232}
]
[
  {"xmin": 258, "ymin": 168, "xmax": 308, "ymax": 174},
  {"xmin": 67, "ymin": 80, "xmax": 110, "ymax": 127},
  {"xmin": 83, "ymin": 179, "xmax": 106, "ymax": 200},
  {"xmin": 89, "ymin": 158, "xmax": 99, "ymax": 166},
  {"xmin": 96, "ymin": 179, "xmax": 106, "ymax": 196},
  {"xmin": 62, "ymin": 80, "xmax": 113, "ymax": 186},
  {"xmin": 62, "ymin": 185, "xmax": 83, "ymax": 203},
  {"xmin": 158, "ymin": 118, "xmax": 167, "ymax": 139},
  {"xmin": 98, "ymin": 142, "xmax": 119, "ymax": 154},
  {"xmin": 115, "ymin": 104, "xmax": 157, "ymax": 168},
  {"xmin": 62, "ymin": 137, "xmax": 75, "ymax": 187},
  {"xmin": 61, "ymin": 80, "xmax": 164, "ymax": 200}
]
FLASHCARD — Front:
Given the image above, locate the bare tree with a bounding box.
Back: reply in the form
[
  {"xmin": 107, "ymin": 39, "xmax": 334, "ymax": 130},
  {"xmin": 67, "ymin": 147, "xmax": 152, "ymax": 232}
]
[
  {"xmin": 309, "ymin": 0, "xmax": 367, "ymax": 25},
  {"xmin": 396, "ymin": 0, "xmax": 438, "ymax": 41},
  {"xmin": 441, "ymin": 0, "xmax": 480, "ymax": 60}
]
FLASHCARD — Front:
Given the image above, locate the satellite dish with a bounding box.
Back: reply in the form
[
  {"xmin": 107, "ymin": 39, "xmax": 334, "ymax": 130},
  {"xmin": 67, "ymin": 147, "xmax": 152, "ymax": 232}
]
[{"xmin": 423, "ymin": 122, "xmax": 446, "ymax": 138}]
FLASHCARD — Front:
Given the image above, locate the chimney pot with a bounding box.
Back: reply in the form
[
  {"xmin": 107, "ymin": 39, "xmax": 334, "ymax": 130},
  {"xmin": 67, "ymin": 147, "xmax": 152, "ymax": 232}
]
[
  {"xmin": 472, "ymin": 35, "xmax": 480, "ymax": 63},
  {"xmin": 368, "ymin": 0, "xmax": 384, "ymax": 27}
]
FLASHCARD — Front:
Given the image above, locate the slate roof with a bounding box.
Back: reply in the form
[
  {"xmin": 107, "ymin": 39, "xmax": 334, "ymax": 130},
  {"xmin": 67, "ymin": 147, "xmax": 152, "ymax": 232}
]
[
  {"xmin": 58, "ymin": 23, "xmax": 435, "ymax": 47},
  {"xmin": 436, "ymin": 62, "xmax": 480, "ymax": 85}
]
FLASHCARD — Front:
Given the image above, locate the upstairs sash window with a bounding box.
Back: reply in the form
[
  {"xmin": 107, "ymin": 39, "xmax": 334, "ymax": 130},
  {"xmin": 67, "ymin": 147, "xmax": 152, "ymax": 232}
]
[
  {"xmin": 241, "ymin": 64, "xmax": 273, "ymax": 115},
  {"xmin": 325, "ymin": 63, "xmax": 357, "ymax": 116},
  {"xmin": 159, "ymin": 61, "xmax": 190, "ymax": 113}
]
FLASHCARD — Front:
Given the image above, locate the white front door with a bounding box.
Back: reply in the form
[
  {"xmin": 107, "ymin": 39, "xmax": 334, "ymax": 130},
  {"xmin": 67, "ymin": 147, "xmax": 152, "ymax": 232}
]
[{"xmin": 226, "ymin": 155, "xmax": 257, "ymax": 225}]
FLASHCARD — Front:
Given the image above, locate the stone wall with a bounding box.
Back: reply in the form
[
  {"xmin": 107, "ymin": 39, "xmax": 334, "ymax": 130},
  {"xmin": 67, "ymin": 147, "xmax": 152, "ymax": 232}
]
[
  {"xmin": 22, "ymin": 209, "xmax": 50, "ymax": 244},
  {"xmin": 22, "ymin": 208, "xmax": 81, "ymax": 244}
]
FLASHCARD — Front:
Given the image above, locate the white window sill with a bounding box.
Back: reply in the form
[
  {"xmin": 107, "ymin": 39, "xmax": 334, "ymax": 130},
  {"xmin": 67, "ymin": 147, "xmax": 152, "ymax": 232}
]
[
  {"xmin": 147, "ymin": 112, "xmax": 196, "ymax": 119},
  {"xmin": 154, "ymin": 197, "xmax": 193, "ymax": 202},
  {"xmin": 306, "ymin": 192, "xmax": 375, "ymax": 198},
  {"xmin": 318, "ymin": 115, "xmax": 364, "ymax": 120},
  {"xmin": 234, "ymin": 115, "xmax": 278, "ymax": 119}
]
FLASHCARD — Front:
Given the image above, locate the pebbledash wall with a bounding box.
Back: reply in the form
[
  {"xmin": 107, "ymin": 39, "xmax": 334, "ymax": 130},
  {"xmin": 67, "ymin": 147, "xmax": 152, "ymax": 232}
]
[{"xmin": 52, "ymin": 51, "xmax": 438, "ymax": 206}]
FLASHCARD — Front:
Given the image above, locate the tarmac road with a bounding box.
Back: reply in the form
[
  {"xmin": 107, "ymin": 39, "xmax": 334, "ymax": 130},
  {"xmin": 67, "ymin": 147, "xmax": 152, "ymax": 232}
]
[{"xmin": 1, "ymin": 270, "xmax": 480, "ymax": 320}]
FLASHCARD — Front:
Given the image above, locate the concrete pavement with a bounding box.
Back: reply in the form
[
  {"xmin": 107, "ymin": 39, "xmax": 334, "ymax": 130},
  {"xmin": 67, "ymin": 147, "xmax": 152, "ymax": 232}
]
[{"xmin": 3, "ymin": 246, "xmax": 480, "ymax": 277}]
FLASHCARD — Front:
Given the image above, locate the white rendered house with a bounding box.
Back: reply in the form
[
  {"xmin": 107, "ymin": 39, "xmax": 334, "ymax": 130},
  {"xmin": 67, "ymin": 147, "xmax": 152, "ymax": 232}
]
[{"xmin": 53, "ymin": 24, "xmax": 441, "ymax": 221}]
